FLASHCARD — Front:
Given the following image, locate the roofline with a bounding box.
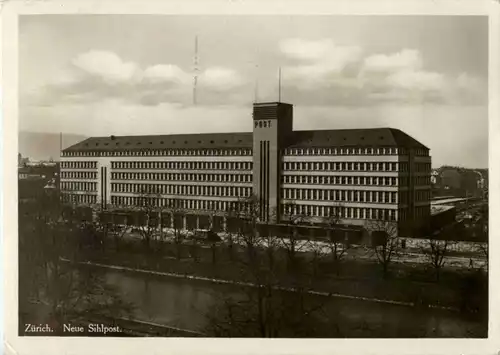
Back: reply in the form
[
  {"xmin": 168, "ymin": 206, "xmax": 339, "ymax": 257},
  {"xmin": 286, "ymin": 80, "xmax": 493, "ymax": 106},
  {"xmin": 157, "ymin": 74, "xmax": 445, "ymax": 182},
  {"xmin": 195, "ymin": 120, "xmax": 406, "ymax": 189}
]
[
  {"xmin": 253, "ymin": 102, "xmax": 293, "ymax": 107},
  {"xmin": 62, "ymin": 127, "xmax": 429, "ymax": 152}
]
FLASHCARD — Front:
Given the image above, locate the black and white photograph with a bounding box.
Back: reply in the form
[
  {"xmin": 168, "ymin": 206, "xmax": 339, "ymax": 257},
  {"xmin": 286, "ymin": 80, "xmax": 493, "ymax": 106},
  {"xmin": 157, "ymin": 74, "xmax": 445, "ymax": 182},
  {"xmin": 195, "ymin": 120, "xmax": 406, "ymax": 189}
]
[{"xmin": 2, "ymin": 1, "xmax": 499, "ymax": 353}]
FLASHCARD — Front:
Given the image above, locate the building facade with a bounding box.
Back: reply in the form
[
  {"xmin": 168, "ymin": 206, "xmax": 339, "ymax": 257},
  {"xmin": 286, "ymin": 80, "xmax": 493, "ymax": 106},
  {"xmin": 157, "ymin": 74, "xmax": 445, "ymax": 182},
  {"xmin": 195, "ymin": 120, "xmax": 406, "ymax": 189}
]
[{"xmin": 60, "ymin": 102, "xmax": 432, "ymax": 237}]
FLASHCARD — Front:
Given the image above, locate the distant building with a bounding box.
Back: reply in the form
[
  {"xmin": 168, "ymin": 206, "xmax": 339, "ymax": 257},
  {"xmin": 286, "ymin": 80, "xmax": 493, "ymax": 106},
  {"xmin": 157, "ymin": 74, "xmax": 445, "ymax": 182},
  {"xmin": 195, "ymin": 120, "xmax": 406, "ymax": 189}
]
[
  {"xmin": 18, "ymin": 163, "xmax": 60, "ymax": 200},
  {"xmin": 60, "ymin": 102, "xmax": 432, "ymax": 239},
  {"xmin": 432, "ymin": 166, "xmax": 487, "ymax": 198}
]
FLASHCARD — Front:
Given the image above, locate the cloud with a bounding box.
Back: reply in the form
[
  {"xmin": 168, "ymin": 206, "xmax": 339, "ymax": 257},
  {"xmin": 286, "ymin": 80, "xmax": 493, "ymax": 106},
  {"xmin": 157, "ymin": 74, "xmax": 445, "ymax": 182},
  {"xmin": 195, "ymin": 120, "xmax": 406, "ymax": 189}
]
[
  {"xmin": 29, "ymin": 50, "xmax": 249, "ymax": 107},
  {"xmin": 199, "ymin": 67, "xmax": 247, "ymax": 92},
  {"xmin": 280, "ymin": 38, "xmax": 361, "ymax": 62},
  {"xmin": 142, "ymin": 64, "xmax": 191, "ymax": 86},
  {"xmin": 25, "ymin": 43, "xmax": 486, "ymax": 108},
  {"xmin": 279, "ymin": 40, "xmax": 486, "ymax": 106},
  {"xmin": 280, "ymin": 38, "xmax": 363, "ymax": 90},
  {"xmin": 363, "ymin": 49, "xmax": 423, "ymax": 73},
  {"xmin": 386, "ymin": 70, "xmax": 445, "ymax": 91},
  {"xmin": 72, "ymin": 50, "xmax": 140, "ymax": 84}
]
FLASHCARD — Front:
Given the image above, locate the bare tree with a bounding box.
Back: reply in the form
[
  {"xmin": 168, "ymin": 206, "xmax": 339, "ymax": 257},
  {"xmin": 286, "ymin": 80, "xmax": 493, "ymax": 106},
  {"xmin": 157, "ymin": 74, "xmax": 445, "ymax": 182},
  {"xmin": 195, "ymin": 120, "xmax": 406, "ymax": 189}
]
[
  {"xmin": 203, "ymin": 196, "xmax": 332, "ymax": 337},
  {"xmin": 476, "ymin": 242, "xmax": 488, "ymax": 272},
  {"xmin": 232, "ymin": 194, "xmax": 264, "ymax": 267},
  {"xmin": 421, "ymin": 239, "xmax": 452, "ymax": 281},
  {"xmin": 223, "ymin": 204, "xmax": 241, "ymax": 261},
  {"xmin": 135, "ymin": 187, "xmax": 162, "ymax": 251},
  {"xmin": 420, "ymin": 222, "xmax": 457, "ymax": 281},
  {"xmin": 323, "ymin": 204, "xmax": 350, "ymax": 276},
  {"xmin": 164, "ymin": 197, "xmax": 186, "ymax": 259},
  {"xmin": 279, "ymin": 201, "xmax": 311, "ymax": 273},
  {"xmin": 368, "ymin": 219, "xmax": 400, "ymax": 279},
  {"xmin": 476, "ymin": 205, "xmax": 488, "ymax": 271}
]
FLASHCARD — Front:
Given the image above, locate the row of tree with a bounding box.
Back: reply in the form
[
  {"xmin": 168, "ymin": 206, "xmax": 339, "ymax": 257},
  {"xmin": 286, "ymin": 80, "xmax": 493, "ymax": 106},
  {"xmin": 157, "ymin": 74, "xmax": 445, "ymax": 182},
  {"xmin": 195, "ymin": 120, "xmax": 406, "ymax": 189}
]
[{"xmin": 90, "ymin": 190, "xmax": 488, "ymax": 281}]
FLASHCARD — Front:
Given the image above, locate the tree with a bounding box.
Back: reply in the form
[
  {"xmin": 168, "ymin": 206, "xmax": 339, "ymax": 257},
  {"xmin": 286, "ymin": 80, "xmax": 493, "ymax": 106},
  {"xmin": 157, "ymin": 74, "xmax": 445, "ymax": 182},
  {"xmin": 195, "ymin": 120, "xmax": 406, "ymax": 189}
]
[
  {"xmin": 368, "ymin": 220, "xmax": 400, "ymax": 279},
  {"xmin": 476, "ymin": 203, "xmax": 489, "ymax": 271},
  {"xmin": 165, "ymin": 198, "xmax": 187, "ymax": 259},
  {"xmin": 19, "ymin": 196, "xmax": 134, "ymax": 333},
  {"xmin": 421, "ymin": 239, "xmax": 452, "ymax": 281},
  {"xmin": 203, "ymin": 195, "xmax": 333, "ymax": 337},
  {"xmin": 231, "ymin": 194, "xmax": 265, "ymax": 267},
  {"xmin": 279, "ymin": 201, "xmax": 311, "ymax": 273},
  {"xmin": 135, "ymin": 188, "xmax": 162, "ymax": 251},
  {"xmin": 322, "ymin": 204, "xmax": 350, "ymax": 276},
  {"xmin": 223, "ymin": 204, "xmax": 240, "ymax": 261},
  {"xmin": 476, "ymin": 242, "xmax": 488, "ymax": 272},
  {"xmin": 420, "ymin": 223, "xmax": 456, "ymax": 281}
]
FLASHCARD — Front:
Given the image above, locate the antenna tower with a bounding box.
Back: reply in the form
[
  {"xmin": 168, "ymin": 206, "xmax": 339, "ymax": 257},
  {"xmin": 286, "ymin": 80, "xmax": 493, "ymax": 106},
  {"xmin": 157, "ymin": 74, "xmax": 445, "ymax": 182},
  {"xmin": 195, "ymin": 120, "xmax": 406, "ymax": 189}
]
[{"xmin": 193, "ymin": 36, "xmax": 199, "ymax": 105}]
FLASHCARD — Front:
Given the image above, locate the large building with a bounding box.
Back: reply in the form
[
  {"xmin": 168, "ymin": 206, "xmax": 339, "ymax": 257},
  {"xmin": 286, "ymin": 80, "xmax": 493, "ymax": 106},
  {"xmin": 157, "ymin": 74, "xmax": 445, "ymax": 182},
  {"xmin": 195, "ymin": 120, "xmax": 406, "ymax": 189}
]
[{"xmin": 60, "ymin": 102, "xmax": 432, "ymax": 238}]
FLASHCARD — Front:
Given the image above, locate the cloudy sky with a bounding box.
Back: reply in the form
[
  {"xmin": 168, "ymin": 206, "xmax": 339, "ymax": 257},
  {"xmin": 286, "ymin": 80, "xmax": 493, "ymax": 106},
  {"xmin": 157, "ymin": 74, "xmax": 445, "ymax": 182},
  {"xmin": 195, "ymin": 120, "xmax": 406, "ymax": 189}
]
[{"xmin": 19, "ymin": 15, "xmax": 488, "ymax": 168}]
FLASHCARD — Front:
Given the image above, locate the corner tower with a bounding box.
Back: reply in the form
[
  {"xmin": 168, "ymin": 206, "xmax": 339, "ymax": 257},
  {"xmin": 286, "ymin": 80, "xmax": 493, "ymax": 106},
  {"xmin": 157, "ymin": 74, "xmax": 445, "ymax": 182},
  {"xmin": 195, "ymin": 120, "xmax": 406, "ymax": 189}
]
[{"xmin": 252, "ymin": 102, "xmax": 293, "ymax": 222}]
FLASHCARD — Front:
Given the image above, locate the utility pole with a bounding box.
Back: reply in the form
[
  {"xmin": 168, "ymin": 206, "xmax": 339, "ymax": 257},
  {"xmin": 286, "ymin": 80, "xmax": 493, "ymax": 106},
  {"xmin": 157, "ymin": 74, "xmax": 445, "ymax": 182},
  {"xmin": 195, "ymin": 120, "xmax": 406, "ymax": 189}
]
[
  {"xmin": 278, "ymin": 67, "xmax": 282, "ymax": 102},
  {"xmin": 254, "ymin": 64, "xmax": 259, "ymax": 103}
]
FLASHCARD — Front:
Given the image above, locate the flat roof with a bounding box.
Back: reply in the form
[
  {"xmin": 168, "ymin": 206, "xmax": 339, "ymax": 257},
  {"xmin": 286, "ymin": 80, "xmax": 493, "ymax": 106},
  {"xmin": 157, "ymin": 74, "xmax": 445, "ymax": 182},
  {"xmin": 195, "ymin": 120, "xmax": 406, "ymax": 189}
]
[{"xmin": 431, "ymin": 197, "xmax": 472, "ymax": 205}]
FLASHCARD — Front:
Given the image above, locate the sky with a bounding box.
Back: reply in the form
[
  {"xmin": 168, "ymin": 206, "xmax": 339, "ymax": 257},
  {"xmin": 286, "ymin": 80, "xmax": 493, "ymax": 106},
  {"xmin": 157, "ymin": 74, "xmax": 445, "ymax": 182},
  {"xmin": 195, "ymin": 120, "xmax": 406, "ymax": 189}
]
[{"xmin": 19, "ymin": 15, "xmax": 489, "ymax": 168}]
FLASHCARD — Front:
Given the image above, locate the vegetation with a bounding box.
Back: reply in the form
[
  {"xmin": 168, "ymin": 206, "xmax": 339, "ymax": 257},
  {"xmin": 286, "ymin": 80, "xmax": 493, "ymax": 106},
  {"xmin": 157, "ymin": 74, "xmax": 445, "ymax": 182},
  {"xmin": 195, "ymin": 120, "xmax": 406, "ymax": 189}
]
[
  {"xmin": 19, "ymin": 186, "xmax": 489, "ymax": 337},
  {"xmin": 18, "ymin": 191, "xmax": 134, "ymax": 335},
  {"xmin": 368, "ymin": 220, "xmax": 400, "ymax": 279}
]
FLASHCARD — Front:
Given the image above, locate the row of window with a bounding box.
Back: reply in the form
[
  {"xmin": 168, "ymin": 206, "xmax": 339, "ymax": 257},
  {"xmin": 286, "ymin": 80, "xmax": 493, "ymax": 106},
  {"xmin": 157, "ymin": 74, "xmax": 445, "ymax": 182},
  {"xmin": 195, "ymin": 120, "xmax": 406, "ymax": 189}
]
[
  {"xmin": 61, "ymin": 192, "xmax": 97, "ymax": 205},
  {"xmin": 415, "ymin": 163, "xmax": 432, "ymax": 173},
  {"xmin": 284, "ymin": 161, "xmax": 430, "ymax": 173},
  {"xmin": 111, "ymin": 161, "xmax": 252, "ymax": 171},
  {"xmin": 282, "ymin": 204, "xmax": 398, "ymax": 221},
  {"xmin": 111, "ymin": 196, "xmax": 239, "ymax": 212},
  {"xmin": 61, "ymin": 182, "xmax": 98, "ymax": 192},
  {"xmin": 283, "ymin": 161, "xmax": 402, "ymax": 173},
  {"xmin": 415, "ymin": 190, "xmax": 431, "ymax": 203},
  {"xmin": 398, "ymin": 190, "xmax": 431, "ymax": 204},
  {"xmin": 282, "ymin": 174, "xmax": 430, "ymax": 187},
  {"xmin": 60, "ymin": 161, "xmax": 97, "ymax": 169},
  {"xmin": 60, "ymin": 171, "xmax": 98, "ymax": 180},
  {"xmin": 282, "ymin": 189, "xmax": 398, "ymax": 204},
  {"xmin": 62, "ymin": 146, "xmax": 429, "ymax": 158},
  {"xmin": 282, "ymin": 175, "xmax": 399, "ymax": 187},
  {"xmin": 63, "ymin": 148, "xmax": 253, "ymax": 158},
  {"xmin": 111, "ymin": 172, "xmax": 253, "ymax": 183},
  {"xmin": 283, "ymin": 147, "xmax": 428, "ymax": 157},
  {"xmin": 414, "ymin": 176, "xmax": 431, "ymax": 186},
  {"xmin": 111, "ymin": 183, "xmax": 252, "ymax": 198}
]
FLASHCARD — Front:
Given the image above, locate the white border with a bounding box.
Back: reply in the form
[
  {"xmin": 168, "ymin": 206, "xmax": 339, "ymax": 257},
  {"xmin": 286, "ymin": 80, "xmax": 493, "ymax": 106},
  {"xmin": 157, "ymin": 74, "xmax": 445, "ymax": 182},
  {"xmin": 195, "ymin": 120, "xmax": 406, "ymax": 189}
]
[{"xmin": 2, "ymin": 1, "xmax": 499, "ymax": 354}]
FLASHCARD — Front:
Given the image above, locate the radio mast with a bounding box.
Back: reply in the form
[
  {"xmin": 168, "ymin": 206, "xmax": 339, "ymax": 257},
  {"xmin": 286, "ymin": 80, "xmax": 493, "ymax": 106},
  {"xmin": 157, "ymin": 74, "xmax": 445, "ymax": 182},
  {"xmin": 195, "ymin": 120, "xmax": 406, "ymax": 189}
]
[{"xmin": 193, "ymin": 35, "xmax": 199, "ymax": 105}]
